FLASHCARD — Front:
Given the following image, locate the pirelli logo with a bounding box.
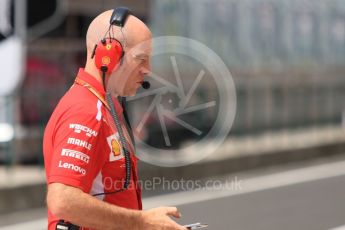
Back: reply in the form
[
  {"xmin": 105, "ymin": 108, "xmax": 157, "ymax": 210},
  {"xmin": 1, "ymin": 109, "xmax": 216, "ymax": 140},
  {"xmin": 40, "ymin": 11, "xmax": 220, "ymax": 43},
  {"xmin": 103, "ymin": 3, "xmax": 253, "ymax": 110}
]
[{"xmin": 61, "ymin": 149, "xmax": 90, "ymax": 164}]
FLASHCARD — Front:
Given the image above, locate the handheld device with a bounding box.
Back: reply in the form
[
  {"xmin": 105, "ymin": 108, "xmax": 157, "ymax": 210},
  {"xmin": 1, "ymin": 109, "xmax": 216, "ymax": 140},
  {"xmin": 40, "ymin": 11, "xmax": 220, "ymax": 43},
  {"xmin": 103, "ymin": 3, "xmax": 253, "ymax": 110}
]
[{"xmin": 184, "ymin": 223, "xmax": 208, "ymax": 229}]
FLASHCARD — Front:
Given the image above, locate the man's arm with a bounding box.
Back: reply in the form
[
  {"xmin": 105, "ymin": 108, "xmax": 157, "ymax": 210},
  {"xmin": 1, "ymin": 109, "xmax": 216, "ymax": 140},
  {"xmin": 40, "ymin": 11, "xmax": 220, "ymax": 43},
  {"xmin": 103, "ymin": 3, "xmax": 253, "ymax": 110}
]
[{"xmin": 47, "ymin": 183, "xmax": 186, "ymax": 230}]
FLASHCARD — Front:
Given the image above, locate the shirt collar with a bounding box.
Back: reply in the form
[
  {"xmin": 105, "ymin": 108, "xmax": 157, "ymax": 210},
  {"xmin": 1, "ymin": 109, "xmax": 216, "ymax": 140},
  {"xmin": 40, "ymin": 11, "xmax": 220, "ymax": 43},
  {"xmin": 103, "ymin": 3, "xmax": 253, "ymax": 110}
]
[{"xmin": 76, "ymin": 68, "xmax": 123, "ymax": 114}]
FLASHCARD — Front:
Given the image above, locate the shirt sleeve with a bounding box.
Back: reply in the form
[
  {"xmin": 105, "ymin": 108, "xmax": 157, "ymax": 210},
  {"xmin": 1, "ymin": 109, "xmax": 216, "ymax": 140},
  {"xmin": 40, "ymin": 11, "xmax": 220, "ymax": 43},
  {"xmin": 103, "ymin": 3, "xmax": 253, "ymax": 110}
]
[{"xmin": 47, "ymin": 105, "xmax": 107, "ymax": 192}]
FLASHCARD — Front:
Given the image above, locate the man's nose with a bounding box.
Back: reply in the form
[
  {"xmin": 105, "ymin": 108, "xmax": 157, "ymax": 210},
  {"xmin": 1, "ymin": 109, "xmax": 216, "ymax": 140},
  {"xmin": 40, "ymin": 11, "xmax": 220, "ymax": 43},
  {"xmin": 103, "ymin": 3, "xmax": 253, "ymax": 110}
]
[{"xmin": 140, "ymin": 66, "xmax": 151, "ymax": 75}]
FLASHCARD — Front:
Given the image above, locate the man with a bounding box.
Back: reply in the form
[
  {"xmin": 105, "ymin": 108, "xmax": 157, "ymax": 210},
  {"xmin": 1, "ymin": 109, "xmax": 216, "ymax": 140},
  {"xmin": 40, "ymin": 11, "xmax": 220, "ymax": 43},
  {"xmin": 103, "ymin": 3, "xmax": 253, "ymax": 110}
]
[{"xmin": 43, "ymin": 8, "xmax": 186, "ymax": 230}]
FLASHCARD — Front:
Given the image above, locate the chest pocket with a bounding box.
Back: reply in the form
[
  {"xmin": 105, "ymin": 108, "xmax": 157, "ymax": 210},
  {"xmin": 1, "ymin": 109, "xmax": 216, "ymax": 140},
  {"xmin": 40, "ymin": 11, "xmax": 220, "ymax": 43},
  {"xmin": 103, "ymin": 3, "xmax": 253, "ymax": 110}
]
[
  {"xmin": 103, "ymin": 157, "xmax": 126, "ymax": 191},
  {"xmin": 103, "ymin": 154, "xmax": 138, "ymax": 190}
]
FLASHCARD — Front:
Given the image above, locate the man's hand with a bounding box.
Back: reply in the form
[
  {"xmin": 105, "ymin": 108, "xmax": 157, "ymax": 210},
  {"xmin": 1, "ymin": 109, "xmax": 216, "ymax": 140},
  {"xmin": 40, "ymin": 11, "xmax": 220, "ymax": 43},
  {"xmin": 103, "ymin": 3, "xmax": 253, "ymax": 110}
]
[{"xmin": 140, "ymin": 207, "xmax": 187, "ymax": 230}]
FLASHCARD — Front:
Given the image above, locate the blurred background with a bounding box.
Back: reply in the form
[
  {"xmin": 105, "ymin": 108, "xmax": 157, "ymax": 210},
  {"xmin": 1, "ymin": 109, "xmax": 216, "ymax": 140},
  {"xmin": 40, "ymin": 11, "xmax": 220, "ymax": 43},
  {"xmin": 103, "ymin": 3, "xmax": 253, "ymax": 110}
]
[{"xmin": 0, "ymin": 0, "xmax": 345, "ymax": 229}]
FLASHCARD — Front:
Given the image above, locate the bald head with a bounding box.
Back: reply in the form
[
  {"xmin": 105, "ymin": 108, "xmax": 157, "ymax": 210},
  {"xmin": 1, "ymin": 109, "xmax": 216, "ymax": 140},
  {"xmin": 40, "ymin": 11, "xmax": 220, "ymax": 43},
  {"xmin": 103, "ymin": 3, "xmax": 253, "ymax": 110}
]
[{"xmin": 86, "ymin": 10, "xmax": 151, "ymax": 58}]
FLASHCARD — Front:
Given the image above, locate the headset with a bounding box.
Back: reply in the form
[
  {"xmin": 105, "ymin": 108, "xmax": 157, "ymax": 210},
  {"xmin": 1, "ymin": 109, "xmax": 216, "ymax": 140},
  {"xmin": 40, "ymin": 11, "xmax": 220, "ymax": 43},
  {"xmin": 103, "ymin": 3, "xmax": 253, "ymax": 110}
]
[
  {"xmin": 92, "ymin": 7, "xmax": 132, "ymax": 194},
  {"xmin": 91, "ymin": 6, "xmax": 129, "ymax": 82},
  {"xmin": 91, "ymin": 6, "xmax": 150, "ymax": 89},
  {"xmin": 88, "ymin": 6, "xmax": 132, "ymax": 192}
]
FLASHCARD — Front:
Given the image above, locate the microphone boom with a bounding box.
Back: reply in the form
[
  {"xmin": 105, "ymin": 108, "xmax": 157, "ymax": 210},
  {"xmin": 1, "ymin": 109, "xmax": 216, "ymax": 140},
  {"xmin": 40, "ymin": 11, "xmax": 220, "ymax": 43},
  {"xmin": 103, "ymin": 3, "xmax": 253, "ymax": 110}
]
[{"xmin": 141, "ymin": 81, "xmax": 150, "ymax": 89}]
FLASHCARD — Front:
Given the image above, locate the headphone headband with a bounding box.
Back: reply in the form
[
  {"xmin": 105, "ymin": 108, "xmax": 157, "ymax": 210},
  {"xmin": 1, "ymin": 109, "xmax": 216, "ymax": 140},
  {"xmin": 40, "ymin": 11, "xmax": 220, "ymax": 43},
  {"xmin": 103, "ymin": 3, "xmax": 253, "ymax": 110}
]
[{"xmin": 110, "ymin": 7, "xmax": 131, "ymax": 27}]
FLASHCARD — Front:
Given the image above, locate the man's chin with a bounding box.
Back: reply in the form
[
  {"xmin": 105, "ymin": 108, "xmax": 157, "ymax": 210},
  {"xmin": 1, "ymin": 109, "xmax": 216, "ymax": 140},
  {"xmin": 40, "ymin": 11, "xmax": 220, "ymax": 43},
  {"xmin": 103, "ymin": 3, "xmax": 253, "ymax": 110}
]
[
  {"xmin": 110, "ymin": 88, "xmax": 135, "ymax": 97},
  {"xmin": 128, "ymin": 91, "xmax": 137, "ymax": 97},
  {"xmin": 124, "ymin": 89, "xmax": 137, "ymax": 97}
]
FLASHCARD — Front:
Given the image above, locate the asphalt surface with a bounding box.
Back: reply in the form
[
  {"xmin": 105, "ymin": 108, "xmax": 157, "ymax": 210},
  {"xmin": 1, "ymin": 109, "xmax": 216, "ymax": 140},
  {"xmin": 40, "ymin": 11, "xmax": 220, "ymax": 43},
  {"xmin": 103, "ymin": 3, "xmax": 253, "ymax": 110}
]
[
  {"xmin": 177, "ymin": 174, "xmax": 345, "ymax": 230},
  {"xmin": 1, "ymin": 157, "xmax": 345, "ymax": 230}
]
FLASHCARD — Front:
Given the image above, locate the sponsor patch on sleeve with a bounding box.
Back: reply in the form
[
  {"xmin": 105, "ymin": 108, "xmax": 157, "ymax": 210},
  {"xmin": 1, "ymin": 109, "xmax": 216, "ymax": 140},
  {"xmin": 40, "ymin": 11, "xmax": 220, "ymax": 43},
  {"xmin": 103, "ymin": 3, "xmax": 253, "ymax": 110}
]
[
  {"xmin": 61, "ymin": 148, "xmax": 90, "ymax": 164},
  {"xmin": 69, "ymin": 123, "xmax": 98, "ymax": 137},
  {"xmin": 67, "ymin": 137, "xmax": 92, "ymax": 150}
]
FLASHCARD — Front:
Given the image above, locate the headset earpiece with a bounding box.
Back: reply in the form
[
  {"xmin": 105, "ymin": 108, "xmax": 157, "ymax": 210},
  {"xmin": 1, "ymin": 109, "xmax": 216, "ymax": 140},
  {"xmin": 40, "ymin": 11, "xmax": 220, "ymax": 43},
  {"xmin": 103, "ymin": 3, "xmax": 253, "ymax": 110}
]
[
  {"xmin": 93, "ymin": 7, "xmax": 129, "ymax": 75},
  {"xmin": 94, "ymin": 38, "xmax": 123, "ymax": 74}
]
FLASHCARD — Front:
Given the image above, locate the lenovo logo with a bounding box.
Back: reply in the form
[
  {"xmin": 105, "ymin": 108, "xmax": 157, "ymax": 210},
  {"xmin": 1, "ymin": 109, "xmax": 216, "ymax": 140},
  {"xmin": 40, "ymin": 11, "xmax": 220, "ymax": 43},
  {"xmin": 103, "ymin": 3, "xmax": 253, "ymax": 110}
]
[{"xmin": 58, "ymin": 161, "xmax": 86, "ymax": 175}]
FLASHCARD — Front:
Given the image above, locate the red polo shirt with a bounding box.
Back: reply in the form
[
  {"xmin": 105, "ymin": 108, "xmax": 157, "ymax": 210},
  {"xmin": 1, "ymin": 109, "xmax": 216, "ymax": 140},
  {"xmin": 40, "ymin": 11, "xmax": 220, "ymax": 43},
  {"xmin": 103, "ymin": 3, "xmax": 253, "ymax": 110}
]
[{"xmin": 43, "ymin": 68, "xmax": 142, "ymax": 230}]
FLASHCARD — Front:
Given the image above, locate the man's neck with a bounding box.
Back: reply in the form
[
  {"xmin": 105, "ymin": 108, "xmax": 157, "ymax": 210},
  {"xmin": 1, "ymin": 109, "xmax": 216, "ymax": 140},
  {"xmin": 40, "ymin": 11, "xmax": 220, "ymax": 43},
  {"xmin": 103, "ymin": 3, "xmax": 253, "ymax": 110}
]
[
  {"xmin": 84, "ymin": 64, "xmax": 102, "ymax": 84},
  {"xmin": 84, "ymin": 63, "xmax": 119, "ymax": 98}
]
